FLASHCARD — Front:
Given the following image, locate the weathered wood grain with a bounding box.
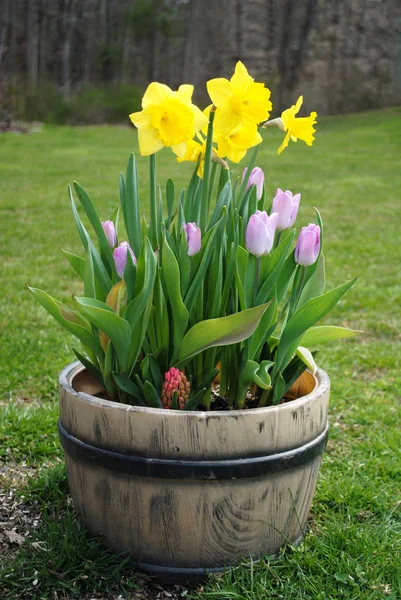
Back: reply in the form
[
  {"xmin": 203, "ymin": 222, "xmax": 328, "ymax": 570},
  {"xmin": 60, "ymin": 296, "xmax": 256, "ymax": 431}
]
[{"xmin": 59, "ymin": 362, "xmax": 330, "ymax": 571}]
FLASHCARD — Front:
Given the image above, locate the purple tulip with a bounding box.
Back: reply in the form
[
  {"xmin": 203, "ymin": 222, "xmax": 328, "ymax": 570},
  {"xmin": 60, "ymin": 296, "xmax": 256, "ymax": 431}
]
[
  {"xmin": 183, "ymin": 222, "xmax": 201, "ymax": 257},
  {"xmin": 295, "ymin": 224, "xmax": 321, "ymax": 266},
  {"xmin": 245, "ymin": 210, "xmax": 278, "ymax": 257},
  {"xmin": 272, "ymin": 188, "xmax": 301, "ymax": 231},
  {"xmin": 113, "ymin": 241, "xmax": 136, "ymax": 278},
  {"xmin": 242, "ymin": 167, "xmax": 265, "ymax": 201},
  {"xmin": 102, "ymin": 220, "xmax": 117, "ymax": 248}
]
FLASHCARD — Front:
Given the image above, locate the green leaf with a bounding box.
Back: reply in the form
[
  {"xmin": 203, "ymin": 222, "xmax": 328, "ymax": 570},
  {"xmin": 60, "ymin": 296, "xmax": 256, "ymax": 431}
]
[
  {"xmin": 301, "ymin": 325, "xmax": 363, "ymax": 347},
  {"xmin": 162, "ymin": 236, "xmax": 189, "ymax": 361},
  {"xmin": 84, "ymin": 245, "xmax": 96, "ymax": 298},
  {"xmin": 125, "ymin": 238, "xmax": 157, "ymax": 371},
  {"xmin": 178, "ymin": 303, "xmax": 270, "ymax": 365},
  {"xmin": 274, "ymin": 277, "xmax": 358, "ymax": 376},
  {"xmin": 154, "ymin": 269, "xmax": 169, "ymax": 360},
  {"xmin": 248, "ymin": 299, "xmax": 277, "ymax": 359},
  {"xmin": 73, "ymin": 181, "xmax": 114, "ymax": 273},
  {"xmin": 240, "ymin": 359, "xmax": 273, "ymax": 389},
  {"xmin": 124, "ymin": 246, "xmax": 137, "ymax": 303},
  {"xmin": 60, "ymin": 248, "xmax": 85, "ymax": 279},
  {"xmin": 166, "ymin": 178, "xmax": 175, "ymax": 222},
  {"xmin": 256, "ymin": 231, "xmax": 295, "ymax": 305},
  {"xmin": 184, "ymin": 213, "xmax": 225, "ymax": 315},
  {"xmin": 208, "ymin": 180, "xmax": 231, "ymax": 230},
  {"xmin": 28, "ymin": 286, "xmax": 103, "ymax": 358},
  {"xmin": 298, "ymin": 253, "xmax": 325, "ymax": 307},
  {"xmin": 119, "ymin": 173, "xmax": 127, "ymax": 227},
  {"xmin": 74, "ymin": 296, "xmax": 131, "ymax": 372},
  {"xmin": 235, "ymin": 246, "xmax": 248, "ymax": 310},
  {"xmin": 125, "ymin": 153, "xmax": 142, "ymax": 257},
  {"xmin": 143, "ymin": 381, "xmax": 163, "ymax": 409},
  {"xmin": 112, "ymin": 372, "xmax": 145, "ymax": 405},
  {"xmin": 183, "ymin": 387, "xmax": 208, "ymax": 411},
  {"xmin": 69, "ymin": 185, "xmax": 112, "ymax": 298},
  {"xmin": 73, "ymin": 348, "xmax": 105, "ymax": 387},
  {"xmin": 296, "ymin": 346, "xmax": 317, "ymax": 374},
  {"xmin": 272, "ymin": 373, "xmax": 286, "ymax": 405}
]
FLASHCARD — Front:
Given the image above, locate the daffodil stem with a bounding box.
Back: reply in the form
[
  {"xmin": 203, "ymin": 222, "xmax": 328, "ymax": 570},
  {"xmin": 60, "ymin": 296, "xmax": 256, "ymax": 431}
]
[
  {"xmin": 200, "ymin": 108, "xmax": 216, "ymax": 232},
  {"xmin": 237, "ymin": 126, "xmax": 264, "ymax": 207},
  {"xmin": 149, "ymin": 153, "xmax": 158, "ymax": 248}
]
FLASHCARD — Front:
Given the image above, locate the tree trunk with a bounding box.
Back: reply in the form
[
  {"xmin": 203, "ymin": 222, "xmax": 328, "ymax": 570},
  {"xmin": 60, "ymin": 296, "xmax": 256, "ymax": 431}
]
[{"xmin": 27, "ymin": 0, "xmax": 39, "ymax": 83}]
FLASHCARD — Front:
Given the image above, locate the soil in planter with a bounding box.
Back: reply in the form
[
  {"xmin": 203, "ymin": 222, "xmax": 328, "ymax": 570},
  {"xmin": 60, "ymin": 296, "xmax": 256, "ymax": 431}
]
[{"xmin": 87, "ymin": 370, "xmax": 316, "ymax": 411}]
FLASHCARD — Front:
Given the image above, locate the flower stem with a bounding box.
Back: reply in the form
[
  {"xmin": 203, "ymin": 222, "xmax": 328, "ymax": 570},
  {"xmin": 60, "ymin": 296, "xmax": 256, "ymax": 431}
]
[
  {"xmin": 254, "ymin": 256, "xmax": 260, "ymax": 305},
  {"xmin": 200, "ymin": 107, "xmax": 216, "ymax": 232},
  {"xmin": 149, "ymin": 153, "xmax": 158, "ymax": 248},
  {"xmin": 236, "ymin": 126, "xmax": 264, "ymax": 207}
]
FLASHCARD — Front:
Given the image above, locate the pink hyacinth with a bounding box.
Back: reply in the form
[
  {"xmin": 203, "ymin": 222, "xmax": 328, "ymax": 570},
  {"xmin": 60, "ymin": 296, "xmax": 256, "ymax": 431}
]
[{"xmin": 161, "ymin": 367, "xmax": 191, "ymax": 410}]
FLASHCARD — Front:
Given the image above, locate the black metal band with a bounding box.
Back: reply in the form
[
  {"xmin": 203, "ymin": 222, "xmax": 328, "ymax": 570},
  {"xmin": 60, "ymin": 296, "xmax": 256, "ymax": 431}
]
[{"xmin": 59, "ymin": 419, "xmax": 328, "ymax": 481}]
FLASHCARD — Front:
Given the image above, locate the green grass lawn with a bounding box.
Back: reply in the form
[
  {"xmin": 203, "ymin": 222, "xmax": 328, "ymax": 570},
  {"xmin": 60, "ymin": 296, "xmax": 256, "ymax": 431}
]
[{"xmin": 1, "ymin": 108, "xmax": 401, "ymax": 599}]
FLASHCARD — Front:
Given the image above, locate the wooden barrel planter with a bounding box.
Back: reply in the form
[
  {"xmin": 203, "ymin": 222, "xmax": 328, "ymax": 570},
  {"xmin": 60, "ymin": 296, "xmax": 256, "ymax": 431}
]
[{"xmin": 59, "ymin": 361, "xmax": 330, "ymax": 581}]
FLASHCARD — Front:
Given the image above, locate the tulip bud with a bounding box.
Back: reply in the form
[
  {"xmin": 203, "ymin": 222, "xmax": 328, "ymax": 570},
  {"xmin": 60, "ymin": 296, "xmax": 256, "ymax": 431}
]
[
  {"xmin": 242, "ymin": 167, "xmax": 264, "ymax": 201},
  {"xmin": 272, "ymin": 189, "xmax": 301, "ymax": 231},
  {"xmin": 113, "ymin": 241, "xmax": 136, "ymax": 278},
  {"xmin": 102, "ymin": 220, "xmax": 117, "ymax": 248},
  {"xmin": 295, "ymin": 224, "xmax": 320, "ymax": 266},
  {"xmin": 245, "ymin": 210, "xmax": 278, "ymax": 257},
  {"xmin": 183, "ymin": 222, "xmax": 201, "ymax": 257}
]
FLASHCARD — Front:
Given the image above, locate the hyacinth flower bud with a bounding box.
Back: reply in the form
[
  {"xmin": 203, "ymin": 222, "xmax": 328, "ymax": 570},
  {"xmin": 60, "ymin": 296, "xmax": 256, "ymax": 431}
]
[
  {"xmin": 183, "ymin": 222, "xmax": 201, "ymax": 257},
  {"xmin": 242, "ymin": 166, "xmax": 265, "ymax": 201},
  {"xmin": 113, "ymin": 241, "xmax": 136, "ymax": 278},
  {"xmin": 161, "ymin": 367, "xmax": 191, "ymax": 410},
  {"xmin": 295, "ymin": 224, "xmax": 321, "ymax": 266},
  {"xmin": 245, "ymin": 210, "xmax": 278, "ymax": 257},
  {"xmin": 102, "ymin": 220, "xmax": 117, "ymax": 248},
  {"xmin": 272, "ymin": 189, "xmax": 301, "ymax": 231}
]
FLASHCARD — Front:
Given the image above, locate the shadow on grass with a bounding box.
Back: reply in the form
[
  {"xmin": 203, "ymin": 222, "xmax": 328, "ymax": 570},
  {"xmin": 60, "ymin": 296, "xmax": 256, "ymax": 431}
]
[{"xmin": 0, "ymin": 465, "xmax": 149, "ymax": 599}]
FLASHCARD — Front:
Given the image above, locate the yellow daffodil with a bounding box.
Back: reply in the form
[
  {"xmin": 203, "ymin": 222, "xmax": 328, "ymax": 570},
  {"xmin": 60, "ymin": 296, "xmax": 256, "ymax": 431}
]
[
  {"xmin": 214, "ymin": 120, "xmax": 262, "ymax": 163},
  {"xmin": 276, "ymin": 96, "xmax": 317, "ymax": 155},
  {"xmin": 130, "ymin": 83, "xmax": 207, "ymax": 156},
  {"xmin": 172, "ymin": 137, "xmax": 227, "ymax": 178},
  {"xmin": 207, "ymin": 61, "xmax": 272, "ymax": 131}
]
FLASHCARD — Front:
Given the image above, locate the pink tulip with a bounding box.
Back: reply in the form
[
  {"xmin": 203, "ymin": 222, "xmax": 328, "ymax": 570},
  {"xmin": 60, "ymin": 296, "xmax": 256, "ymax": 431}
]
[
  {"xmin": 183, "ymin": 222, "xmax": 201, "ymax": 257},
  {"xmin": 245, "ymin": 210, "xmax": 278, "ymax": 257},
  {"xmin": 242, "ymin": 167, "xmax": 265, "ymax": 201},
  {"xmin": 102, "ymin": 220, "xmax": 117, "ymax": 248},
  {"xmin": 295, "ymin": 224, "xmax": 320, "ymax": 266},
  {"xmin": 272, "ymin": 188, "xmax": 301, "ymax": 231},
  {"xmin": 113, "ymin": 241, "xmax": 136, "ymax": 278}
]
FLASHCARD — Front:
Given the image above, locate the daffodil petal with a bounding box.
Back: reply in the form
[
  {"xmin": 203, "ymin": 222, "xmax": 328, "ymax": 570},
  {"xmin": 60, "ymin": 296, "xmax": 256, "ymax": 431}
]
[
  {"xmin": 137, "ymin": 127, "xmax": 164, "ymax": 156},
  {"xmin": 192, "ymin": 104, "xmax": 208, "ymax": 132},
  {"xmin": 129, "ymin": 109, "xmax": 151, "ymax": 127},
  {"xmin": 230, "ymin": 61, "xmax": 252, "ymax": 95},
  {"xmin": 177, "ymin": 84, "xmax": 194, "ymax": 103},
  {"xmin": 214, "ymin": 107, "xmax": 243, "ymax": 132},
  {"xmin": 277, "ymin": 131, "xmax": 291, "ymax": 155},
  {"xmin": 294, "ymin": 96, "xmax": 303, "ymax": 114},
  {"xmin": 171, "ymin": 141, "xmax": 188, "ymax": 159},
  {"xmin": 142, "ymin": 82, "xmax": 173, "ymax": 108},
  {"xmin": 226, "ymin": 147, "xmax": 247, "ymax": 163},
  {"xmin": 207, "ymin": 78, "xmax": 232, "ymax": 107}
]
